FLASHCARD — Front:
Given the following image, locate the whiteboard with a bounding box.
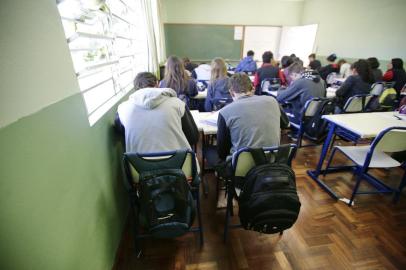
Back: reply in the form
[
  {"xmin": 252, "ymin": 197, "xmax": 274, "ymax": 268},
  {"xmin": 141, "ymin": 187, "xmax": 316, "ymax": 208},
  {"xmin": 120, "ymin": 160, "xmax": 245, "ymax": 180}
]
[
  {"xmin": 278, "ymin": 24, "xmax": 318, "ymax": 66},
  {"xmin": 243, "ymin": 26, "xmax": 282, "ymax": 63}
]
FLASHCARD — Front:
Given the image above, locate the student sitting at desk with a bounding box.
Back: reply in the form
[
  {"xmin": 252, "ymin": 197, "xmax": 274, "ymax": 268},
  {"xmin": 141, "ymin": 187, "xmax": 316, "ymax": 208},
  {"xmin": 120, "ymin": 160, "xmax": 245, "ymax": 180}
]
[
  {"xmin": 183, "ymin": 57, "xmax": 198, "ymax": 74},
  {"xmin": 335, "ymin": 59, "xmax": 374, "ymax": 110},
  {"xmin": 277, "ymin": 63, "xmax": 326, "ymax": 125},
  {"xmin": 116, "ymin": 72, "xmax": 199, "ymax": 153},
  {"xmin": 235, "ymin": 50, "xmax": 257, "ymax": 73},
  {"xmin": 253, "ymin": 51, "xmax": 282, "ymax": 95},
  {"xmin": 383, "ymin": 58, "xmax": 406, "ymax": 98},
  {"xmin": 160, "ymin": 55, "xmax": 198, "ymax": 106},
  {"xmin": 280, "ymin": 55, "xmax": 294, "ymax": 86},
  {"xmin": 191, "ymin": 62, "xmax": 211, "ymax": 82},
  {"xmin": 308, "ymin": 53, "xmax": 321, "ymax": 71},
  {"xmin": 338, "ymin": 59, "xmax": 352, "ymax": 79},
  {"xmin": 217, "ymin": 73, "xmax": 282, "ymax": 161},
  {"xmin": 367, "ymin": 57, "xmax": 383, "ymax": 82},
  {"xmin": 319, "ymin": 53, "xmax": 339, "ymax": 80},
  {"xmin": 204, "ymin": 57, "xmax": 232, "ymax": 112}
]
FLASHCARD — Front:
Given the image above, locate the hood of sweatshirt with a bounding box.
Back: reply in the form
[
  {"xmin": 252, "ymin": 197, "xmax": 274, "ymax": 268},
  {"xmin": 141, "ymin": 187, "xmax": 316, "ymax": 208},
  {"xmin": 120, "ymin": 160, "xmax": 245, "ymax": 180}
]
[
  {"xmin": 301, "ymin": 70, "xmax": 321, "ymax": 83},
  {"xmin": 129, "ymin": 87, "xmax": 177, "ymax": 109}
]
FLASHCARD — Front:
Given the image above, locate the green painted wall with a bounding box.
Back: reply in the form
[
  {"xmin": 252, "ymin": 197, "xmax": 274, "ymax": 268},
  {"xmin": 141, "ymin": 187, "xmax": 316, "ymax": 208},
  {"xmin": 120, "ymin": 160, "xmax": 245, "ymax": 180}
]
[
  {"xmin": 0, "ymin": 0, "xmax": 129, "ymax": 269},
  {"xmin": 0, "ymin": 0, "xmax": 80, "ymax": 128},
  {"xmin": 164, "ymin": 24, "xmax": 242, "ymax": 61},
  {"xmin": 302, "ymin": 0, "xmax": 406, "ymax": 62},
  {"xmin": 0, "ymin": 93, "xmax": 128, "ymax": 270},
  {"xmin": 161, "ymin": 0, "xmax": 304, "ymax": 26}
]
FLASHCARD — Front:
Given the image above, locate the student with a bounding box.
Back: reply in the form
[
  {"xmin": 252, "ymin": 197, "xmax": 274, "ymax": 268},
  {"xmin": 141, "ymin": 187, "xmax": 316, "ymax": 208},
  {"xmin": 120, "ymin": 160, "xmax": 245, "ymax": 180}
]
[
  {"xmin": 235, "ymin": 50, "xmax": 257, "ymax": 73},
  {"xmin": 217, "ymin": 73, "xmax": 282, "ymax": 161},
  {"xmin": 253, "ymin": 51, "xmax": 282, "ymax": 94},
  {"xmin": 116, "ymin": 72, "xmax": 199, "ymax": 153},
  {"xmin": 383, "ymin": 58, "xmax": 406, "ymax": 96},
  {"xmin": 204, "ymin": 57, "xmax": 232, "ymax": 112},
  {"xmin": 280, "ymin": 55, "xmax": 294, "ymax": 86},
  {"xmin": 192, "ymin": 62, "xmax": 211, "ymax": 81},
  {"xmin": 284, "ymin": 58, "xmax": 304, "ymax": 86},
  {"xmin": 367, "ymin": 57, "xmax": 383, "ymax": 82},
  {"xmin": 183, "ymin": 57, "xmax": 198, "ymax": 74},
  {"xmin": 277, "ymin": 63, "xmax": 326, "ymax": 125},
  {"xmin": 338, "ymin": 59, "xmax": 352, "ymax": 79},
  {"xmin": 308, "ymin": 53, "xmax": 321, "ymax": 71},
  {"xmin": 160, "ymin": 55, "xmax": 198, "ymax": 105},
  {"xmin": 335, "ymin": 59, "xmax": 374, "ymax": 110},
  {"xmin": 319, "ymin": 53, "xmax": 339, "ymax": 80}
]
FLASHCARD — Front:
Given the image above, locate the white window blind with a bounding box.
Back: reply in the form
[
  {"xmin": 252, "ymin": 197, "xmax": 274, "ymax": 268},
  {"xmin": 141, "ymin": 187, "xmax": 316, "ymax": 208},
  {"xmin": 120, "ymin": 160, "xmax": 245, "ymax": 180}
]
[{"xmin": 57, "ymin": 0, "xmax": 148, "ymax": 126}]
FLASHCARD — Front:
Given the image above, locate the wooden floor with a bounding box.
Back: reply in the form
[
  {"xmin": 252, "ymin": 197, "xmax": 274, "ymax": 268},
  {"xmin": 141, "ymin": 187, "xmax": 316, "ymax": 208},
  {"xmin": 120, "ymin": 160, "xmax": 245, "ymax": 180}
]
[{"xmin": 113, "ymin": 139, "xmax": 406, "ymax": 270}]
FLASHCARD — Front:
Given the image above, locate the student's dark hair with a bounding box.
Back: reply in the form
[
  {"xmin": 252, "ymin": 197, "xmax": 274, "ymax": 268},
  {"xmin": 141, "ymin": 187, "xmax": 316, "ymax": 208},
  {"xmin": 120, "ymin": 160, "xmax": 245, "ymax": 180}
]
[
  {"xmin": 367, "ymin": 57, "xmax": 380, "ymax": 69},
  {"xmin": 228, "ymin": 73, "xmax": 253, "ymax": 94},
  {"xmin": 352, "ymin": 59, "xmax": 374, "ymax": 84},
  {"xmin": 290, "ymin": 53, "xmax": 296, "ymax": 58},
  {"xmin": 164, "ymin": 55, "xmax": 190, "ymax": 95},
  {"xmin": 247, "ymin": 50, "xmax": 254, "ymax": 57},
  {"xmin": 262, "ymin": 51, "xmax": 273, "ymax": 63},
  {"xmin": 133, "ymin": 72, "xmax": 157, "ymax": 90},
  {"xmin": 281, "ymin": 56, "xmax": 293, "ymax": 68},
  {"xmin": 392, "ymin": 58, "xmax": 404, "ymax": 70},
  {"xmin": 327, "ymin": 53, "xmax": 337, "ymax": 62},
  {"xmin": 308, "ymin": 53, "xmax": 316, "ymax": 59}
]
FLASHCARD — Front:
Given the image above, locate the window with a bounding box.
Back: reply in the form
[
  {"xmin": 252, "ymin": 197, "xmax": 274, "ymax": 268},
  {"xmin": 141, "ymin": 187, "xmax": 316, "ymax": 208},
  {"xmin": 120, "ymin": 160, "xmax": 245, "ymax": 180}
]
[{"xmin": 57, "ymin": 0, "xmax": 148, "ymax": 125}]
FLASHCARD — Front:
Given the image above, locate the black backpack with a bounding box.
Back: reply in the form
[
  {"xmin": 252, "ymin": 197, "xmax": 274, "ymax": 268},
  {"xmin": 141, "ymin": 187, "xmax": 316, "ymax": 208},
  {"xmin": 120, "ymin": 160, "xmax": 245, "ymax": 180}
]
[
  {"xmin": 124, "ymin": 151, "xmax": 196, "ymax": 238},
  {"xmin": 303, "ymin": 99, "xmax": 335, "ymax": 140},
  {"xmin": 237, "ymin": 147, "xmax": 301, "ymax": 234}
]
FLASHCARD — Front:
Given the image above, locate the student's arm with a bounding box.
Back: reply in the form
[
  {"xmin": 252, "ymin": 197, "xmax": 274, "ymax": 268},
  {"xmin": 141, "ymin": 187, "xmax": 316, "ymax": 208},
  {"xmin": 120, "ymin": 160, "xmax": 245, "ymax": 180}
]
[
  {"xmin": 276, "ymin": 81, "xmax": 301, "ymax": 103},
  {"xmin": 204, "ymin": 84, "xmax": 214, "ymax": 112},
  {"xmin": 235, "ymin": 60, "xmax": 243, "ymax": 72},
  {"xmin": 181, "ymin": 106, "xmax": 199, "ymax": 146},
  {"xmin": 114, "ymin": 112, "xmax": 125, "ymax": 135},
  {"xmin": 253, "ymin": 72, "xmax": 260, "ymax": 87},
  {"xmin": 383, "ymin": 70, "xmax": 394, "ymax": 81},
  {"xmin": 335, "ymin": 76, "xmax": 354, "ymax": 97},
  {"xmin": 217, "ymin": 113, "xmax": 232, "ymax": 160}
]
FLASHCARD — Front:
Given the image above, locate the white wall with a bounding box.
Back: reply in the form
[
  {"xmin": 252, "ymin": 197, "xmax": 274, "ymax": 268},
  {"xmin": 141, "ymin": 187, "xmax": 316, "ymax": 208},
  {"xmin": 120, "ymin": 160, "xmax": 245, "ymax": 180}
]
[
  {"xmin": 0, "ymin": 0, "xmax": 80, "ymax": 128},
  {"xmin": 161, "ymin": 0, "xmax": 304, "ymax": 26},
  {"xmin": 302, "ymin": 0, "xmax": 406, "ymax": 61}
]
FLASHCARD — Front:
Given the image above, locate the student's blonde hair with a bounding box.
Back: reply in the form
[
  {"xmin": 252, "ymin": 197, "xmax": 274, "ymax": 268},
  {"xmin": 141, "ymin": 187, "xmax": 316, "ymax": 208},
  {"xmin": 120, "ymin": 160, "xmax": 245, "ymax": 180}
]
[
  {"xmin": 164, "ymin": 55, "xmax": 190, "ymax": 95},
  {"xmin": 210, "ymin": 57, "xmax": 227, "ymax": 85}
]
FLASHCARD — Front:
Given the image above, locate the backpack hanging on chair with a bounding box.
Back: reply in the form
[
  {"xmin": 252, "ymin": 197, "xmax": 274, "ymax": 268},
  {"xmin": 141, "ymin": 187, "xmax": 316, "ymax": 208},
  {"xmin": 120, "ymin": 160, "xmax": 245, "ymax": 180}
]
[{"xmin": 237, "ymin": 147, "xmax": 301, "ymax": 234}]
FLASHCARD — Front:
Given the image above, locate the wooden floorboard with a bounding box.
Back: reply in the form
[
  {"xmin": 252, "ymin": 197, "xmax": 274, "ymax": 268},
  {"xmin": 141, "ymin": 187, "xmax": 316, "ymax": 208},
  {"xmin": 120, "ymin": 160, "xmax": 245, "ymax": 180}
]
[{"xmin": 113, "ymin": 139, "xmax": 406, "ymax": 270}]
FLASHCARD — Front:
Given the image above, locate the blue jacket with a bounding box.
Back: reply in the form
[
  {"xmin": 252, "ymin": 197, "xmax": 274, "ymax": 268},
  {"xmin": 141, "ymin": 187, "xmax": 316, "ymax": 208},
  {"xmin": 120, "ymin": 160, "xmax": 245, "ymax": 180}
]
[
  {"xmin": 204, "ymin": 78, "xmax": 232, "ymax": 112},
  {"xmin": 235, "ymin": 56, "xmax": 257, "ymax": 73}
]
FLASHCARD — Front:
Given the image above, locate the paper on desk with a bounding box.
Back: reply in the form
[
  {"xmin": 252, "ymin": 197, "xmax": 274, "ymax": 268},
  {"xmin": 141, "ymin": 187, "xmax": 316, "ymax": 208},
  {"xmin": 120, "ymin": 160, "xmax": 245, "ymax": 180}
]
[{"xmin": 200, "ymin": 111, "xmax": 219, "ymax": 126}]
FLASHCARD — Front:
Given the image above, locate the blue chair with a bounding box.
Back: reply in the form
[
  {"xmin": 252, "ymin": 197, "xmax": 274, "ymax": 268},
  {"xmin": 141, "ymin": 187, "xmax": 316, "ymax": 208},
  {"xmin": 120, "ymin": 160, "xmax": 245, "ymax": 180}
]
[
  {"xmin": 223, "ymin": 144, "xmax": 297, "ymax": 242},
  {"xmin": 324, "ymin": 126, "xmax": 406, "ymax": 206},
  {"xmin": 123, "ymin": 150, "xmax": 203, "ymax": 256}
]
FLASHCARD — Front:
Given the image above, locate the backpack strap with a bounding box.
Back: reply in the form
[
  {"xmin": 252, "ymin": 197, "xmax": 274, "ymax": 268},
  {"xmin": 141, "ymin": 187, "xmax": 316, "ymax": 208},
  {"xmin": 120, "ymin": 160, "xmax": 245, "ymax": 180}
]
[
  {"xmin": 274, "ymin": 145, "xmax": 291, "ymax": 164},
  {"xmin": 249, "ymin": 148, "xmax": 268, "ymax": 166}
]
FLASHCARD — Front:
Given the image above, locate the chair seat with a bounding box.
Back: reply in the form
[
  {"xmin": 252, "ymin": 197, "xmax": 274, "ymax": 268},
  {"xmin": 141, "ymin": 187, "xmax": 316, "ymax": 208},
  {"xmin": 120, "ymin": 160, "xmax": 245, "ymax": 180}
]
[{"xmin": 335, "ymin": 145, "xmax": 401, "ymax": 168}]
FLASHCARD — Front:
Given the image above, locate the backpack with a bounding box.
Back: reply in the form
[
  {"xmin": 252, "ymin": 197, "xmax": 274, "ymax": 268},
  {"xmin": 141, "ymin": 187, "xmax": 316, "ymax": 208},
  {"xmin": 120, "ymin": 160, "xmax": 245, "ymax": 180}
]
[
  {"xmin": 237, "ymin": 147, "xmax": 301, "ymax": 234},
  {"xmin": 125, "ymin": 152, "xmax": 196, "ymax": 238},
  {"xmin": 379, "ymin": 87, "xmax": 397, "ymax": 109},
  {"xmin": 303, "ymin": 99, "xmax": 335, "ymax": 141}
]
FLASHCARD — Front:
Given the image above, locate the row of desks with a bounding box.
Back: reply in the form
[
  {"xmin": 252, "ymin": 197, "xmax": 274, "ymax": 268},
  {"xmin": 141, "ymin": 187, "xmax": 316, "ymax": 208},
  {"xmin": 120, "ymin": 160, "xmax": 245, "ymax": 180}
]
[{"xmin": 191, "ymin": 109, "xmax": 406, "ymax": 201}]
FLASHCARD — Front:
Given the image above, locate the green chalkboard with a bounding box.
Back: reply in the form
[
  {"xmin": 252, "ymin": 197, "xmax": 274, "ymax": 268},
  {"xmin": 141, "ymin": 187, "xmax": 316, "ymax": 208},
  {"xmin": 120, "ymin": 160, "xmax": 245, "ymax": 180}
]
[{"xmin": 164, "ymin": 24, "xmax": 242, "ymax": 61}]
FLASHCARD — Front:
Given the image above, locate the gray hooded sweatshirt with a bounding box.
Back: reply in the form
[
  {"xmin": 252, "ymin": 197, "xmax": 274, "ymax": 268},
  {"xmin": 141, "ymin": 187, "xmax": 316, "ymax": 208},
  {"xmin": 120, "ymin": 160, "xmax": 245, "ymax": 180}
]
[{"xmin": 117, "ymin": 88, "xmax": 195, "ymax": 153}]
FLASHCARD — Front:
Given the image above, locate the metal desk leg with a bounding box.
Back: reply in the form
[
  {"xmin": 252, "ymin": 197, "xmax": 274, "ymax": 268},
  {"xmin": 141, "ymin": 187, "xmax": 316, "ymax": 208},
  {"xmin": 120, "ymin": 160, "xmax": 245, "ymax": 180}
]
[
  {"xmin": 307, "ymin": 123, "xmax": 340, "ymax": 200},
  {"xmin": 201, "ymin": 133, "xmax": 209, "ymax": 197}
]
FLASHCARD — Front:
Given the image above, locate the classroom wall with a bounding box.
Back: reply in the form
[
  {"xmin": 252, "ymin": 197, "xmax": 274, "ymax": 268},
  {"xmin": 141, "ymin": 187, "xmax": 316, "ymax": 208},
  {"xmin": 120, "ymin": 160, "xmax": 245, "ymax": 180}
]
[
  {"xmin": 161, "ymin": 0, "xmax": 304, "ymax": 26},
  {"xmin": 302, "ymin": 0, "xmax": 406, "ymax": 62},
  {"xmin": 0, "ymin": 1, "xmax": 128, "ymax": 269}
]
